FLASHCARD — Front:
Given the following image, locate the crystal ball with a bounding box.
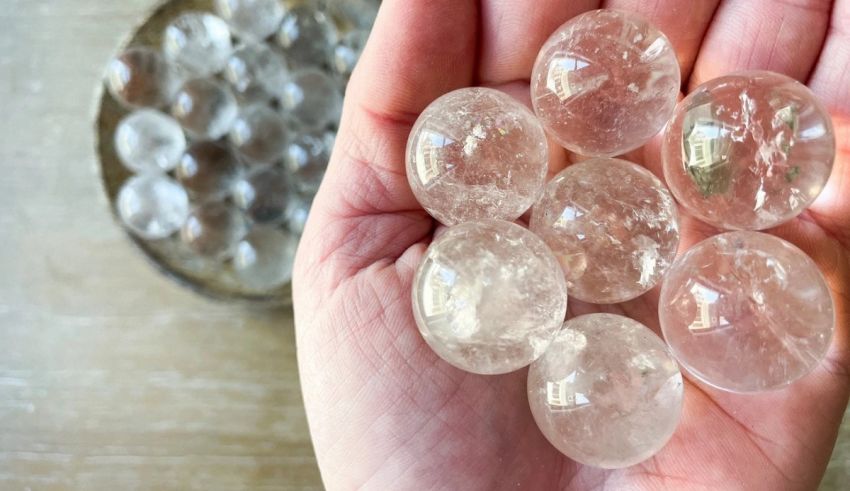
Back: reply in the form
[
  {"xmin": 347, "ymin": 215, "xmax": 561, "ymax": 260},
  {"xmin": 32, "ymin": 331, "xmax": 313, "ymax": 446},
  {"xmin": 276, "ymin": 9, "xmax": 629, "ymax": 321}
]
[
  {"xmin": 105, "ymin": 47, "xmax": 178, "ymax": 109},
  {"xmin": 530, "ymin": 158, "xmax": 680, "ymax": 304},
  {"xmin": 659, "ymin": 231, "xmax": 834, "ymax": 392},
  {"xmin": 229, "ymin": 105, "xmax": 290, "ymax": 165},
  {"xmin": 233, "ymin": 166, "xmax": 290, "ymax": 224},
  {"xmin": 412, "ymin": 219, "xmax": 568, "ymax": 375},
  {"xmin": 406, "ymin": 88, "xmax": 549, "ymax": 226},
  {"xmin": 332, "ymin": 30, "xmax": 368, "ymax": 77},
  {"xmin": 233, "ymin": 227, "xmax": 299, "ymax": 290},
  {"xmin": 117, "ymin": 174, "xmax": 190, "ymax": 240},
  {"xmin": 181, "ymin": 201, "xmax": 248, "ymax": 259},
  {"xmin": 163, "ymin": 12, "xmax": 233, "ymax": 77},
  {"xmin": 172, "ymin": 78, "xmax": 239, "ymax": 140},
  {"xmin": 285, "ymin": 193, "xmax": 312, "ymax": 235},
  {"xmin": 175, "ymin": 141, "xmax": 243, "ymax": 200},
  {"xmin": 276, "ymin": 5, "xmax": 338, "ymax": 67},
  {"xmin": 662, "ymin": 71, "xmax": 836, "ymax": 231},
  {"xmin": 214, "ymin": 0, "xmax": 285, "ymax": 43},
  {"xmin": 114, "ymin": 109, "xmax": 186, "ymax": 174},
  {"xmin": 281, "ymin": 68, "xmax": 343, "ymax": 130},
  {"xmin": 283, "ymin": 130, "xmax": 332, "ymax": 194},
  {"xmin": 329, "ymin": 0, "xmax": 379, "ymax": 30},
  {"xmin": 223, "ymin": 44, "xmax": 290, "ymax": 104},
  {"xmin": 528, "ymin": 313, "xmax": 683, "ymax": 469},
  {"xmin": 531, "ymin": 10, "xmax": 680, "ymax": 157}
]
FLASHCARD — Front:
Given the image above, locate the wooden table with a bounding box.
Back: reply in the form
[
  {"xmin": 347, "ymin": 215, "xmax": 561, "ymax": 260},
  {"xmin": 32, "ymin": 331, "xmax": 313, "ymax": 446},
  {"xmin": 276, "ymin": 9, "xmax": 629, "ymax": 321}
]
[{"xmin": 0, "ymin": 1, "xmax": 846, "ymax": 489}]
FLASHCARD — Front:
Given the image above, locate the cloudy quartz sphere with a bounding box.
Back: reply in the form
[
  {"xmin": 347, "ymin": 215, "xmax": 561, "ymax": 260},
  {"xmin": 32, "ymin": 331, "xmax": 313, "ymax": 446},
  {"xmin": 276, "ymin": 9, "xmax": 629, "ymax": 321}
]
[
  {"xmin": 223, "ymin": 43, "xmax": 290, "ymax": 104},
  {"xmin": 281, "ymin": 68, "xmax": 343, "ymax": 130},
  {"xmin": 530, "ymin": 158, "xmax": 679, "ymax": 304},
  {"xmin": 176, "ymin": 141, "xmax": 243, "ymax": 200},
  {"xmin": 233, "ymin": 166, "xmax": 290, "ymax": 224},
  {"xmin": 412, "ymin": 220, "xmax": 568, "ymax": 375},
  {"xmin": 531, "ymin": 10, "xmax": 680, "ymax": 157},
  {"xmin": 105, "ymin": 47, "xmax": 178, "ymax": 109},
  {"xmin": 229, "ymin": 105, "xmax": 290, "ymax": 164},
  {"xmin": 233, "ymin": 227, "xmax": 299, "ymax": 291},
  {"xmin": 406, "ymin": 88, "xmax": 549, "ymax": 226},
  {"xmin": 662, "ymin": 71, "xmax": 836, "ymax": 230},
  {"xmin": 181, "ymin": 201, "xmax": 248, "ymax": 259},
  {"xmin": 528, "ymin": 314, "xmax": 683, "ymax": 469},
  {"xmin": 115, "ymin": 109, "xmax": 186, "ymax": 174},
  {"xmin": 276, "ymin": 5, "xmax": 338, "ymax": 67},
  {"xmin": 172, "ymin": 78, "xmax": 239, "ymax": 139},
  {"xmin": 163, "ymin": 12, "xmax": 233, "ymax": 77},
  {"xmin": 283, "ymin": 130, "xmax": 332, "ymax": 194},
  {"xmin": 660, "ymin": 232, "xmax": 834, "ymax": 392},
  {"xmin": 214, "ymin": 0, "xmax": 285, "ymax": 43},
  {"xmin": 117, "ymin": 175, "xmax": 190, "ymax": 240}
]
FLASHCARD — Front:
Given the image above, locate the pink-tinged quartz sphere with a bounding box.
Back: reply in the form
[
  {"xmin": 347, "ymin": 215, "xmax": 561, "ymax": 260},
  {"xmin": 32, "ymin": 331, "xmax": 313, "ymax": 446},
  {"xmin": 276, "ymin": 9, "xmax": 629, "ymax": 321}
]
[
  {"xmin": 412, "ymin": 220, "xmax": 567, "ymax": 375},
  {"xmin": 530, "ymin": 158, "xmax": 679, "ymax": 304},
  {"xmin": 528, "ymin": 314, "xmax": 684, "ymax": 469},
  {"xmin": 662, "ymin": 71, "xmax": 835, "ymax": 231},
  {"xmin": 406, "ymin": 88, "xmax": 549, "ymax": 226},
  {"xmin": 660, "ymin": 232, "xmax": 834, "ymax": 392},
  {"xmin": 531, "ymin": 10, "xmax": 680, "ymax": 157}
]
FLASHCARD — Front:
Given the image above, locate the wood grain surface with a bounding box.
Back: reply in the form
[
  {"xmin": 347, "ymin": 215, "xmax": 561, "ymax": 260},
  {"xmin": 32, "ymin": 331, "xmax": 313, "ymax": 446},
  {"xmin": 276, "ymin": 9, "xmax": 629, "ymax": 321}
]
[{"xmin": 0, "ymin": 1, "xmax": 846, "ymax": 490}]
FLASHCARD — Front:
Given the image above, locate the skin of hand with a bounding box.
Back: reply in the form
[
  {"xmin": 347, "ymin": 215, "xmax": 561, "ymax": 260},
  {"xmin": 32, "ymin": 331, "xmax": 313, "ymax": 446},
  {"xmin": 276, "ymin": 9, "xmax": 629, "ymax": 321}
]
[{"xmin": 293, "ymin": 1, "xmax": 850, "ymax": 489}]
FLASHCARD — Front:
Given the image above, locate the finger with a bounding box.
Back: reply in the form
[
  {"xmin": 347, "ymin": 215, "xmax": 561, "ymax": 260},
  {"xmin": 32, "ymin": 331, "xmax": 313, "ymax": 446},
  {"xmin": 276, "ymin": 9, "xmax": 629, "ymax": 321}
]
[
  {"xmin": 601, "ymin": 0, "xmax": 721, "ymax": 83},
  {"xmin": 807, "ymin": 0, "xmax": 850, "ymax": 246},
  {"xmin": 689, "ymin": 0, "xmax": 832, "ymax": 89},
  {"xmin": 477, "ymin": 0, "xmax": 601, "ymax": 84}
]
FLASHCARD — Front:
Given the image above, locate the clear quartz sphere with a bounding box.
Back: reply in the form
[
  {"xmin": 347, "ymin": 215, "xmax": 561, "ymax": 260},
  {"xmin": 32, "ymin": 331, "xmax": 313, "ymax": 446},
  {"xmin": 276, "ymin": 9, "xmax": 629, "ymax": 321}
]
[
  {"xmin": 228, "ymin": 105, "xmax": 290, "ymax": 165},
  {"xmin": 105, "ymin": 47, "xmax": 179, "ymax": 109},
  {"xmin": 530, "ymin": 158, "xmax": 680, "ymax": 304},
  {"xmin": 232, "ymin": 227, "xmax": 299, "ymax": 290},
  {"xmin": 214, "ymin": 0, "xmax": 285, "ymax": 43},
  {"xmin": 280, "ymin": 68, "xmax": 343, "ymax": 130},
  {"xmin": 412, "ymin": 219, "xmax": 568, "ymax": 375},
  {"xmin": 276, "ymin": 5, "xmax": 338, "ymax": 67},
  {"xmin": 531, "ymin": 9, "xmax": 680, "ymax": 157},
  {"xmin": 332, "ymin": 29, "xmax": 368, "ymax": 77},
  {"xmin": 662, "ymin": 71, "xmax": 836, "ymax": 231},
  {"xmin": 528, "ymin": 313, "xmax": 684, "ymax": 469},
  {"xmin": 180, "ymin": 201, "xmax": 248, "ymax": 259},
  {"xmin": 285, "ymin": 192, "xmax": 312, "ymax": 235},
  {"xmin": 172, "ymin": 78, "xmax": 239, "ymax": 140},
  {"xmin": 328, "ymin": 0, "xmax": 379, "ymax": 30},
  {"xmin": 283, "ymin": 130, "xmax": 332, "ymax": 194},
  {"xmin": 175, "ymin": 141, "xmax": 243, "ymax": 200},
  {"xmin": 117, "ymin": 175, "xmax": 190, "ymax": 240},
  {"xmin": 163, "ymin": 12, "xmax": 233, "ymax": 77},
  {"xmin": 115, "ymin": 109, "xmax": 187, "ymax": 174},
  {"xmin": 406, "ymin": 87, "xmax": 549, "ymax": 226},
  {"xmin": 233, "ymin": 166, "xmax": 290, "ymax": 224},
  {"xmin": 223, "ymin": 43, "xmax": 290, "ymax": 104},
  {"xmin": 659, "ymin": 231, "xmax": 835, "ymax": 392}
]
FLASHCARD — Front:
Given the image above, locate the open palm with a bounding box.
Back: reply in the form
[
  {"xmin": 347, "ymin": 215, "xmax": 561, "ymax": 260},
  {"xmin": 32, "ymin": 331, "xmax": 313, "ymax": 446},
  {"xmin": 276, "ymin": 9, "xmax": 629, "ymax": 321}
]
[{"xmin": 294, "ymin": 0, "xmax": 850, "ymax": 489}]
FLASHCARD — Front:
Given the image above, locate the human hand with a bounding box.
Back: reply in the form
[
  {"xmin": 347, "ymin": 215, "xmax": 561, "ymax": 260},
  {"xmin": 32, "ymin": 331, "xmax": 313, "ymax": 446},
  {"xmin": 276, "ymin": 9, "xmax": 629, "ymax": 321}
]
[{"xmin": 293, "ymin": 1, "xmax": 850, "ymax": 489}]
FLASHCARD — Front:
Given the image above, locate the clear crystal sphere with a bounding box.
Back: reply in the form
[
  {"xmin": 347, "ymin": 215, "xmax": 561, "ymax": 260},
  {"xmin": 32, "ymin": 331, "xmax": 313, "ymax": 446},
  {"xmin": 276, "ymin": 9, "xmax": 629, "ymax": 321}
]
[
  {"xmin": 412, "ymin": 219, "xmax": 568, "ymax": 375},
  {"xmin": 223, "ymin": 43, "xmax": 290, "ymax": 103},
  {"xmin": 530, "ymin": 158, "xmax": 680, "ymax": 304},
  {"xmin": 105, "ymin": 47, "xmax": 179, "ymax": 109},
  {"xmin": 659, "ymin": 231, "xmax": 835, "ymax": 392},
  {"xmin": 528, "ymin": 313, "xmax": 684, "ymax": 469},
  {"xmin": 172, "ymin": 78, "xmax": 239, "ymax": 140},
  {"xmin": 662, "ymin": 71, "xmax": 836, "ymax": 231},
  {"xmin": 117, "ymin": 175, "xmax": 190, "ymax": 240},
  {"xmin": 114, "ymin": 109, "xmax": 186, "ymax": 174},
  {"xmin": 163, "ymin": 12, "xmax": 233, "ymax": 77},
  {"xmin": 276, "ymin": 5, "xmax": 338, "ymax": 67},
  {"xmin": 181, "ymin": 201, "xmax": 249, "ymax": 259},
  {"xmin": 406, "ymin": 87, "xmax": 549, "ymax": 226},
  {"xmin": 233, "ymin": 166, "xmax": 290, "ymax": 224},
  {"xmin": 229, "ymin": 105, "xmax": 290, "ymax": 165},
  {"xmin": 332, "ymin": 30, "xmax": 368, "ymax": 77},
  {"xmin": 175, "ymin": 140, "xmax": 243, "ymax": 200},
  {"xmin": 232, "ymin": 227, "xmax": 299, "ymax": 290},
  {"xmin": 283, "ymin": 130, "xmax": 332, "ymax": 194},
  {"xmin": 285, "ymin": 192, "xmax": 312, "ymax": 235},
  {"xmin": 214, "ymin": 0, "xmax": 285, "ymax": 43},
  {"xmin": 281, "ymin": 68, "xmax": 342, "ymax": 129},
  {"xmin": 328, "ymin": 0, "xmax": 379, "ymax": 30},
  {"xmin": 531, "ymin": 10, "xmax": 680, "ymax": 157}
]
